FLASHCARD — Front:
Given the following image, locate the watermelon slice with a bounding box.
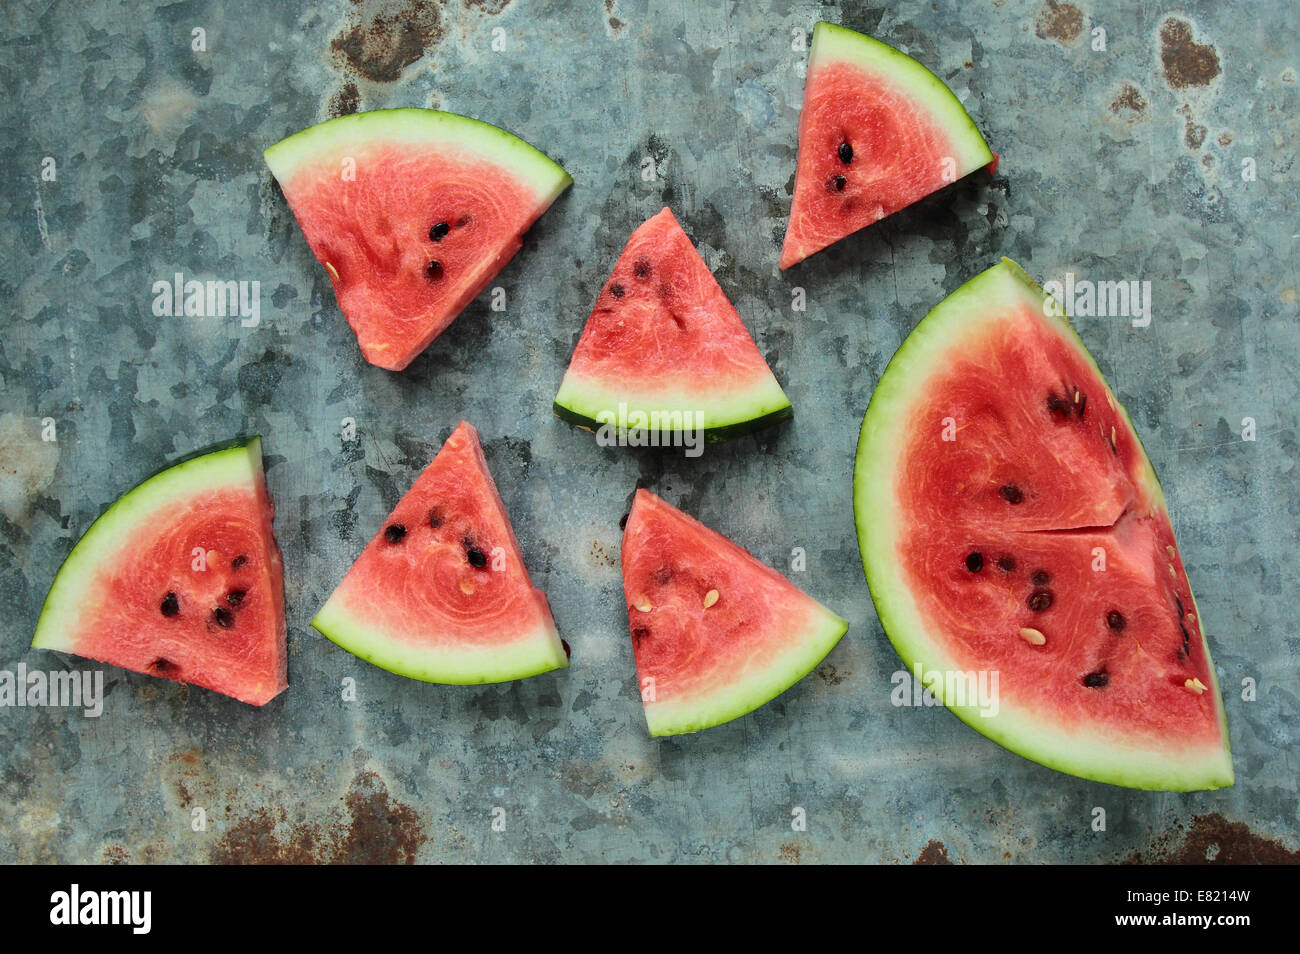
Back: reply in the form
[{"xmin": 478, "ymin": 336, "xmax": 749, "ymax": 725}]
[
  {"xmin": 622, "ymin": 490, "xmax": 848, "ymax": 735},
  {"xmin": 854, "ymin": 259, "xmax": 1232, "ymax": 791},
  {"xmin": 554, "ymin": 207, "xmax": 792, "ymax": 444},
  {"xmin": 264, "ymin": 109, "xmax": 572, "ymax": 371},
  {"xmin": 313, "ymin": 421, "xmax": 567, "ymax": 684},
  {"xmin": 780, "ymin": 22, "xmax": 994, "ymax": 269},
  {"xmin": 32, "ymin": 437, "xmax": 288, "ymax": 706}
]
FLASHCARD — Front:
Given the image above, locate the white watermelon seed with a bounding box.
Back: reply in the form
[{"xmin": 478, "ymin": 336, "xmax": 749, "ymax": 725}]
[
  {"xmin": 634, "ymin": 595, "xmax": 653, "ymax": 612},
  {"xmin": 1019, "ymin": 627, "xmax": 1047, "ymax": 646},
  {"xmin": 703, "ymin": 589, "xmax": 719, "ymax": 608}
]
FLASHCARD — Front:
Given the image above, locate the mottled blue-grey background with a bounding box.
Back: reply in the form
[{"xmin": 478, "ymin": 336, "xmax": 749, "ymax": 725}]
[{"xmin": 1, "ymin": 0, "xmax": 1296, "ymax": 863}]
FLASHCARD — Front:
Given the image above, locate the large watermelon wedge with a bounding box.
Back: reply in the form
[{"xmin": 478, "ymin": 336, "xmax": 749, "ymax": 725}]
[
  {"xmin": 32, "ymin": 437, "xmax": 287, "ymax": 706},
  {"xmin": 622, "ymin": 489, "xmax": 848, "ymax": 735},
  {"xmin": 854, "ymin": 259, "xmax": 1232, "ymax": 791},
  {"xmin": 554, "ymin": 207, "xmax": 791, "ymax": 445},
  {"xmin": 780, "ymin": 22, "xmax": 994, "ymax": 269},
  {"xmin": 265, "ymin": 109, "xmax": 572, "ymax": 371},
  {"xmin": 313, "ymin": 421, "xmax": 567, "ymax": 684}
]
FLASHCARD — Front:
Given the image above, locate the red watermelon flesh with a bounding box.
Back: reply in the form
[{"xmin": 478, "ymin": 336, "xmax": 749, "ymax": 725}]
[
  {"xmin": 265, "ymin": 110, "xmax": 572, "ymax": 371},
  {"xmin": 554, "ymin": 207, "xmax": 791, "ymax": 441},
  {"xmin": 898, "ymin": 296, "xmax": 1145, "ymax": 533},
  {"xmin": 622, "ymin": 490, "xmax": 848, "ymax": 736},
  {"xmin": 855, "ymin": 260, "xmax": 1231, "ymax": 790},
  {"xmin": 781, "ymin": 23, "xmax": 994, "ymax": 269},
  {"xmin": 32, "ymin": 438, "xmax": 287, "ymax": 706},
  {"xmin": 312, "ymin": 422, "xmax": 567, "ymax": 684}
]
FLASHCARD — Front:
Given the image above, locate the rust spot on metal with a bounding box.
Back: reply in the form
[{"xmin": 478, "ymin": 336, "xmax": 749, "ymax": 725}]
[
  {"xmin": 914, "ymin": 839, "xmax": 953, "ymax": 864},
  {"xmin": 102, "ymin": 843, "xmax": 130, "ymax": 864},
  {"xmin": 465, "ymin": 0, "xmax": 512, "ymax": 13},
  {"xmin": 1126, "ymin": 814, "xmax": 1300, "ymax": 864},
  {"xmin": 815, "ymin": 662, "xmax": 848, "ymax": 686},
  {"xmin": 329, "ymin": 80, "xmax": 360, "ymax": 117},
  {"xmin": 1159, "ymin": 19, "xmax": 1220, "ymax": 89},
  {"xmin": 331, "ymin": 1, "xmax": 444, "ymax": 83},
  {"xmin": 779, "ymin": 842, "xmax": 802, "ymax": 863},
  {"xmin": 1035, "ymin": 1, "xmax": 1082, "ymax": 45},
  {"xmin": 1110, "ymin": 83, "xmax": 1147, "ymax": 114},
  {"xmin": 211, "ymin": 771, "xmax": 426, "ymax": 864},
  {"xmin": 1185, "ymin": 121, "xmax": 1208, "ymax": 149}
]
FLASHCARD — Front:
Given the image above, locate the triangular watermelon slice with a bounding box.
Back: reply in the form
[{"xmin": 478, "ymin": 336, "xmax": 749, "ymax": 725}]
[
  {"xmin": 622, "ymin": 489, "xmax": 848, "ymax": 735},
  {"xmin": 264, "ymin": 109, "xmax": 572, "ymax": 371},
  {"xmin": 555, "ymin": 208, "xmax": 792, "ymax": 445},
  {"xmin": 780, "ymin": 22, "xmax": 994, "ymax": 269},
  {"xmin": 854, "ymin": 259, "xmax": 1232, "ymax": 791},
  {"xmin": 313, "ymin": 421, "xmax": 567, "ymax": 684},
  {"xmin": 32, "ymin": 437, "xmax": 288, "ymax": 706}
]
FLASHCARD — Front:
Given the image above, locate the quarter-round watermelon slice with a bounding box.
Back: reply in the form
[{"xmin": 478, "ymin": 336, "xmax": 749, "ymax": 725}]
[
  {"xmin": 32, "ymin": 437, "xmax": 287, "ymax": 706},
  {"xmin": 265, "ymin": 109, "xmax": 572, "ymax": 371},
  {"xmin": 313, "ymin": 421, "xmax": 567, "ymax": 684},
  {"xmin": 622, "ymin": 489, "xmax": 848, "ymax": 735},
  {"xmin": 854, "ymin": 259, "xmax": 1232, "ymax": 791},
  {"xmin": 780, "ymin": 22, "xmax": 994, "ymax": 269},
  {"xmin": 555, "ymin": 208, "xmax": 791, "ymax": 445}
]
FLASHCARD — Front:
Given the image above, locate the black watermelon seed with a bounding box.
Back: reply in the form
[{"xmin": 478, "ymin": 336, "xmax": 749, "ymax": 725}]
[
  {"xmin": 831, "ymin": 174, "xmax": 847, "ymax": 192},
  {"xmin": 1046, "ymin": 393, "xmax": 1070, "ymax": 418},
  {"xmin": 1174, "ymin": 594, "xmax": 1185, "ymax": 616},
  {"xmin": 213, "ymin": 606, "xmax": 235, "ymax": 628},
  {"xmin": 231, "ymin": 555, "xmax": 248, "ymax": 569},
  {"xmin": 1106, "ymin": 610, "xmax": 1127, "ymax": 631},
  {"xmin": 998, "ymin": 555, "xmax": 1016, "ymax": 572},
  {"xmin": 610, "ymin": 283, "xmax": 625, "ymax": 298},
  {"xmin": 160, "ymin": 592, "xmax": 179, "ymax": 617},
  {"xmin": 467, "ymin": 547, "xmax": 487, "ymax": 569},
  {"xmin": 384, "ymin": 524, "xmax": 407, "ymax": 543},
  {"xmin": 1031, "ymin": 569, "xmax": 1051, "ymax": 586},
  {"xmin": 1000, "ymin": 484, "xmax": 1024, "ymax": 504},
  {"xmin": 1180, "ymin": 623, "xmax": 1192, "ymax": 647},
  {"xmin": 429, "ymin": 221, "xmax": 450, "ymax": 241},
  {"xmin": 428, "ymin": 511, "xmax": 443, "ymax": 529},
  {"xmin": 151, "ymin": 658, "xmax": 174, "ymax": 673},
  {"xmin": 965, "ymin": 552, "xmax": 984, "ymax": 572},
  {"xmin": 1027, "ymin": 588, "xmax": 1054, "ymax": 612},
  {"xmin": 561, "ymin": 639, "xmax": 571, "ymax": 660},
  {"xmin": 226, "ymin": 590, "xmax": 246, "ymax": 607},
  {"xmin": 631, "ymin": 627, "xmax": 649, "ymax": 645},
  {"xmin": 633, "ymin": 259, "xmax": 652, "ymax": 279},
  {"xmin": 1077, "ymin": 394, "xmax": 1087, "ymax": 418},
  {"xmin": 1082, "ymin": 671, "xmax": 1109, "ymax": 688},
  {"xmin": 838, "ymin": 141, "xmax": 853, "ymax": 163},
  {"xmin": 425, "ymin": 260, "xmax": 444, "ymax": 282},
  {"xmin": 619, "ymin": 512, "xmax": 629, "ymax": 531}
]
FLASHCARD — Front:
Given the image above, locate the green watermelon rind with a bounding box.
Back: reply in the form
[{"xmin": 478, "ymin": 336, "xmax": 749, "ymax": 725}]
[
  {"xmin": 263, "ymin": 108, "xmax": 573, "ymax": 203},
  {"xmin": 853, "ymin": 259, "xmax": 1233, "ymax": 792},
  {"xmin": 32, "ymin": 437, "xmax": 268, "ymax": 653},
  {"xmin": 310, "ymin": 605, "xmax": 568, "ymax": 686},
  {"xmin": 645, "ymin": 607, "xmax": 849, "ymax": 737},
  {"xmin": 552, "ymin": 380, "xmax": 794, "ymax": 445},
  {"xmin": 810, "ymin": 22, "xmax": 994, "ymax": 175}
]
